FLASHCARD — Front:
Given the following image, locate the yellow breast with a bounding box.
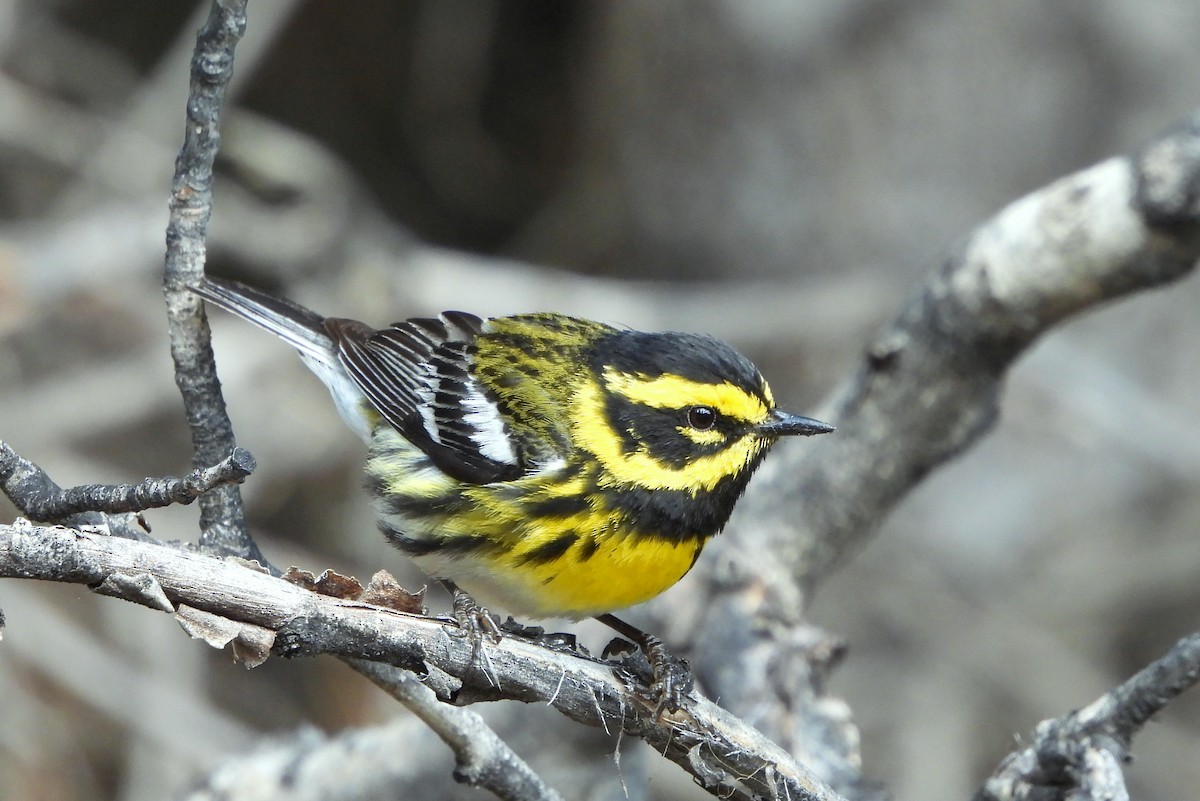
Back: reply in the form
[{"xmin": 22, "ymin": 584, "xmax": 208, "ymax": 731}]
[
  {"xmin": 369, "ymin": 427, "xmax": 708, "ymax": 619},
  {"xmin": 502, "ymin": 526, "xmax": 702, "ymax": 618},
  {"xmin": 406, "ymin": 498, "xmax": 705, "ymax": 620}
]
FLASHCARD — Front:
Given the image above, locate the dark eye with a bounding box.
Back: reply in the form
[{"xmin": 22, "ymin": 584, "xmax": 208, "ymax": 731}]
[{"xmin": 687, "ymin": 405, "xmax": 717, "ymax": 430}]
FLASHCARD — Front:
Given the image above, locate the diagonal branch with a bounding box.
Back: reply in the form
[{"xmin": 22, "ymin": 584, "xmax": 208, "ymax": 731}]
[
  {"xmin": 751, "ymin": 114, "xmax": 1200, "ymax": 595},
  {"xmin": 0, "ymin": 520, "xmax": 846, "ymax": 801},
  {"xmin": 640, "ymin": 110, "xmax": 1200, "ymax": 789},
  {"xmin": 174, "ymin": 652, "xmax": 564, "ymax": 800},
  {"xmin": 178, "ymin": 715, "xmax": 550, "ymax": 801},
  {"xmin": 975, "ymin": 630, "xmax": 1200, "ymax": 801},
  {"xmin": 345, "ymin": 658, "xmax": 565, "ymax": 801}
]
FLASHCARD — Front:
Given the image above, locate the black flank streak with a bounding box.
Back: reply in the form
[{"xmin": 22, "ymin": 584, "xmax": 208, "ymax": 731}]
[
  {"xmin": 518, "ymin": 533, "xmax": 578, "ymax": 565},
  {"xmin": 363, "ymin": 471, "xmax": 390, "ymax": 499},
  {"xmin": 378, "ymin": 491, "xmax": 464, "ymax": 520},
  {"xmin": 525, "ymin": 493, "xmax": 590, "ymax": 518},
  {"xmin": 379, "ymin": 526, "xmax": 492, "ymax": 558},
  {"xmin": 578, "ymin": 536, "xmax": 600, "ymax": 561}
]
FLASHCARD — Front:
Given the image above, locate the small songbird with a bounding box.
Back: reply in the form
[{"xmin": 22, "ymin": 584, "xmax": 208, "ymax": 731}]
[{"xmin": 194, "ymin": 277, "xmax": 833, "ymax": 695}]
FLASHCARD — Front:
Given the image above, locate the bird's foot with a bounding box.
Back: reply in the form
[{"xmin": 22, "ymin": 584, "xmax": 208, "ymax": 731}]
[
  {"xmin": 598, "ymin": 614, "xmax": 694, "ymax": 715},
  {"xmin": 445, "ymin": 583, "xmax": 502, "ymax": 642}
]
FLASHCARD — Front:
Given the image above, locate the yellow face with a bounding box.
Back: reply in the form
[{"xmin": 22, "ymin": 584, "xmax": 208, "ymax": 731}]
[{"xmin": 570, "ymin": 366, "xmax": 778, "ymax": 494}]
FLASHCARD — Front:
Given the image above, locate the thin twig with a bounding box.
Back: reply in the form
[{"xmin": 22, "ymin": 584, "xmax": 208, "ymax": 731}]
[
  {"xmin": 162, "ymin": 0, "xmax": 262, "ymax": 563},
  {"xmin": 179, "ymin": 718, "xmax": 469, "ymax": 801},
  {"xmin": 346, "ymin": 658, "xmax": 564, "ymax": 801},
  {"xmin": 1090, "ymin": 630, "xmax": 1200, "ymax": 736},
  {"xmin": 153, "ymin": 5, "xmax": 629, "ymax": 799},
  {"xmin": 974, "ymin": 631, "xmax": 1200, "ymax": 801},
  {"xmin": 0, "ymin": 440, "xmax": 254, "ymax": 522}
]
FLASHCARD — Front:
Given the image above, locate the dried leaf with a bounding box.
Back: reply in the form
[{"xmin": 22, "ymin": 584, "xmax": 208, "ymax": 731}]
[
  {"xmin": 314, "ymin": 569, "xmax": 363, "ymax": 599},
  {"xmin": 231, "ymin": 625, "xmax": 275, "ymax": 669},
  {"xmin": 92, "ymin": 571, "xmax": 175, "ymax": 612},
  {"xmin": 361, "ymin": 570, "xmax": 426, "ymax": 613},
  {"xmin": 175, "ymin": 604, "xmax": 275, "ymax": 668},
  {"xmin": 176, "ymin": 604, "xmax": 244, "ymax": 648},
  {"xmin": 283, "ymin": 566, "xmax": 318, "ymax": 591},
  {"xmin": 283, "ymin": 566, "xmax": 363, "ymax": 598},
  {"xmin": 230, "ymin": 556, "xmax": 271, "ymax": 574}
]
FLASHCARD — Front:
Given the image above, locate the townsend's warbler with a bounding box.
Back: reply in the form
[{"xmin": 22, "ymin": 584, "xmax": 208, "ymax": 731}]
[{"xmin": 194, "ymin": 277, "xmax": 833, "ymax": 624}]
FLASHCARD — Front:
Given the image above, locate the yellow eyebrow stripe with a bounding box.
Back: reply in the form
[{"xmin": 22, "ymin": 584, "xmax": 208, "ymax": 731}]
[{"xmin": 602, "ymin": 368, "xmax": 769, "ymax": 423}]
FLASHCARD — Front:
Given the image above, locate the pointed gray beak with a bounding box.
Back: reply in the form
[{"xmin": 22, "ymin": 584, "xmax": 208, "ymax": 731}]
[{"xmin": 757, "ymin": 409, "xmax": 836, "ymax": 437}]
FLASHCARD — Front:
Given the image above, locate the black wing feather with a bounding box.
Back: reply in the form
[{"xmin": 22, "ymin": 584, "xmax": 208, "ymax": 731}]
[{"xmin": 326, "ymin": 313, "xmax": 523, "ymax": 485}]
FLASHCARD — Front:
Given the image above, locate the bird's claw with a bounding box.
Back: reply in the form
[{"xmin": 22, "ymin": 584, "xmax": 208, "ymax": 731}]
[
  {"xmin": 603, "ymin": 633, "xmax": 694, "ymax": 715},
  {"xmin": 449, "ymin": 586, "xmax": 502, "ymax": 642},
  {"xmin": 642, "ymin": 633, "xmax": 693, "ymax": 715}
]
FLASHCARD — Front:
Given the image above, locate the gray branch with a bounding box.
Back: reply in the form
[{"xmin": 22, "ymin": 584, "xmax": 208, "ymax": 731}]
[
  {"xmin": 178, "ymin": 657, "xmax": 562, "ymax": 801},
  {"xmin": 633, "ymin": 111, "xmax": 1200, "ymax": 790},
  {"xmin": 0, "ymin": 440, "xmax": 254, "ymax": 523},
  {"xmin": 757, "ymin": 114, "xmax": 1200, "ymax": 592},
  {"xmin": 975, "ymin": 631, "xmax": 1200, "ymax": 801},
  {"xmin": 345, "ymin": 658, "xmax": 564, "ymax": 801},
  {"xmin": 162, "ymin": 0, "xmax": 261, "ymax": 563},
  {"xmin": 0, "ymin": 521, "xmax": 845, "ymax": 801}
]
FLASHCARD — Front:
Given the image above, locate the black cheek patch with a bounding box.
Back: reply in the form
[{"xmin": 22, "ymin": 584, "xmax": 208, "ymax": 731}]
[{"xmin": 604, "ymin": 395, "xmax": 701, "ymax": 468}]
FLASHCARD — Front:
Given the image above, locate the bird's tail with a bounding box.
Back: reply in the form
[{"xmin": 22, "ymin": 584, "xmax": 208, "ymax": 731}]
[
  {"xmin": 192, "ymin": 276, "xmax": 335, "ymax": 364},
  {"xmin": 193, "ymin": 276, "xmax": 375, "ymax": 441}
]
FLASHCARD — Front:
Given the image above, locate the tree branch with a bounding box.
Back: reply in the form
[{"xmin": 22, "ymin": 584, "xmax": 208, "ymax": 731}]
[
  {"xmin": 629, "ymin": 110, "xmax": 1200, "ymax": 789},
  {"xmin": 178, "ymin": 716, "xmax": 536, "ymax": 801},
  {"xmin": 975, "ymin": 630, "xmax": 1200, "ymax": 801},
  {"xmin": 0, "ymin": 519, "xmax": 845, "ymax": 801},
  {"xmin": 345, "ymin": 658, "xmax": 564, "ymax": 801},
  {"xmin": 172, "ymin": 655, "xmax": 563, "ymax": 801},
  {"xmin": 162, "ymin": 0, "xmax": 261, "ymax": 563},
  {"xmin": 0, "ymin": 440, "xmax": 254, "ymax": 523},
  {"xmin": 757, "ymin": 113, "xmax": 1200, "ymax": 594}
]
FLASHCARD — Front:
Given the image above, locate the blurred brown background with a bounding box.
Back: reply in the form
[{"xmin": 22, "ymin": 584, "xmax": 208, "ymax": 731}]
[{"xmin": 2, "ymin": 1, "xmax": 1200, "ymax": 799}]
